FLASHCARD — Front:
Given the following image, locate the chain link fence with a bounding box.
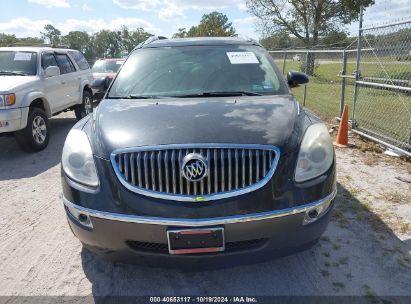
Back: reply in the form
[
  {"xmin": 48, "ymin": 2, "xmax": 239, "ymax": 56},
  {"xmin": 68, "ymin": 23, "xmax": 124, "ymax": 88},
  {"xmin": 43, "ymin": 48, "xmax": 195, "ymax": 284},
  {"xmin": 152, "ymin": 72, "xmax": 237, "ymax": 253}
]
[
  {"xmin": 353, "ymin": 19, "xmax": 411, "ymax": 153},
  {"xmin": 269, "ymin": 18, "xmax": 411, "ymax": 155},
  {"xmin": 269, "ymin": 49, "xmax": 356, "ymax": 121}
]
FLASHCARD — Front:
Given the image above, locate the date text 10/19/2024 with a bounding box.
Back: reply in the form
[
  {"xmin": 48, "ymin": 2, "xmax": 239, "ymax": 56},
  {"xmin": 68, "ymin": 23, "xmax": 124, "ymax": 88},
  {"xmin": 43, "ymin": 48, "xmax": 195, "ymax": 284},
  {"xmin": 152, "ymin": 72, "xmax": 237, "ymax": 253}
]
[{"xmin": 149, "ymin": 297, "xmax": 258, "ymax": 303}]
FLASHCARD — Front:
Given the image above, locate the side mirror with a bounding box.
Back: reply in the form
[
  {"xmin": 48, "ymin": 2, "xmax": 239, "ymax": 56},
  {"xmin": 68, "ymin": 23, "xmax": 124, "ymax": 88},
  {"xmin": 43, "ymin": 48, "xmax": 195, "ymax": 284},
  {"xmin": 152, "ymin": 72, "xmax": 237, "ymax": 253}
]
[
  {"xmin": 91, "ymin": 77, "xmax": 111, "ymax": 92},
  {"xmin": 45, "ymin": 66, "xmax": 60, "ymax": 77},
  {"xmin": 287, "ymin": 71, "xmax": 309, "ymax": 87}
]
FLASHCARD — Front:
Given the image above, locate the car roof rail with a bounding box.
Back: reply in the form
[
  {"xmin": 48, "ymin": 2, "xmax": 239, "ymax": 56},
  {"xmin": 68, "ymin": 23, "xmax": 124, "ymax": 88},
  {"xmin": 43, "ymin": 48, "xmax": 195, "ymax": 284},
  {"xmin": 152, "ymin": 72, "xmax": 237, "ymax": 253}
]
[
  {"xmin": 52, "ymin": 44, "xmax": 70, "ymax": 49},
  {"xmin": 6, "ymin": 43, "xmax": 51, "ymax": 47},
  {"xmin": 132, "ymin": 36, "xmax": 168, "ymax": 51},
  {"xmin": 5, "ymin": 43, "xmax": 70, "ymax": 49},
  {"xmin": 238, "ymin": 35, "xmax": 263, "ymax": 47}
]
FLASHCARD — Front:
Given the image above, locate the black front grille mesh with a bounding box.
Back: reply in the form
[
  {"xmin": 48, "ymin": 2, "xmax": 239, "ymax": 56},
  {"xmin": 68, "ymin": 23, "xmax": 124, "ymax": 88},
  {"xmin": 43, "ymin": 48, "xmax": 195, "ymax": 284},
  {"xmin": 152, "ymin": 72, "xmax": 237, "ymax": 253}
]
[{"xmin": 126, "ymin": 239, "xmax": 267, "ymax": 254}]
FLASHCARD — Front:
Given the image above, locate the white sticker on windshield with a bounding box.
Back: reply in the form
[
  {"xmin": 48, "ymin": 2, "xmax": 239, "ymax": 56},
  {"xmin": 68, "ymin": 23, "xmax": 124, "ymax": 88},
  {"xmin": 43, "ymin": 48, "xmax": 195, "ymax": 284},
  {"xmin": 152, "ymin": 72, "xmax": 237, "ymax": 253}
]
[
  {"xmin": 226, "ymin": 52, "xmax": 259, "ymax": 64},
  {"xmin": 14, "ymin": 52, "xmax": 32, "ymax": 61},
  {"xmin": 116, "ymin": 61, "xmax": 123, "ymax": 65}
]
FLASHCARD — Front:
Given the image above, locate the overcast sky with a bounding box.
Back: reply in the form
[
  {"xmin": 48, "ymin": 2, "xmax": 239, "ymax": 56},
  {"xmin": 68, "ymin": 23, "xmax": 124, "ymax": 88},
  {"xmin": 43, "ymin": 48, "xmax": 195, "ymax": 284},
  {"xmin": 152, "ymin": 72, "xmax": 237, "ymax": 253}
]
[{"xmin": 0, "ymin": 0, "xmax": 410, "ymax": 39}]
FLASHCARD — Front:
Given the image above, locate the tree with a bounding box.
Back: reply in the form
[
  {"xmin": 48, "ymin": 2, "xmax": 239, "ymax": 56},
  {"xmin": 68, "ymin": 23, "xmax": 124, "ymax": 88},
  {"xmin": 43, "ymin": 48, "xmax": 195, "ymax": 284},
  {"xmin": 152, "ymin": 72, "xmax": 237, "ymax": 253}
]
[
  {"xmin": 41, "ymin": 24, "xmax": 61, "ymax": 45},
  {"xmin": 0, "ymin": 33, "xmax": 44, "ymax": 47},
  {"xmin": 18, "ymin": 37, "xmax": 44, "ymax": 45},
  {"xmin": 321, "ymin": 30, "xmax": 350, "ymax": 48},
  {"xmin": 260, "ymin": 30, "xmax": 292, "ymax": 50},
  {"xmin": 62, "ymin": 31, "xmax": 91, "ymax": 52},
  {"xmin": 0, "ymin": 33, "xmax": 18, "ymax": 46},
  {"xmin": 247, "ymin": 0, "xmax": 374, "ymax": 73},
  {"xmin": 120, "ymin": 26, "xmax": 152, "ymax": 53},
  {"xmin": 178, "ymin": 11, "xmax": 237, "ymax": 37},
  {"xmin": 92, "ymin": 30, "xmax": 122, "ymax": 58},
  {"xmin": 172, "ymin": 28, "xmax": 188, "ymax": 38}
]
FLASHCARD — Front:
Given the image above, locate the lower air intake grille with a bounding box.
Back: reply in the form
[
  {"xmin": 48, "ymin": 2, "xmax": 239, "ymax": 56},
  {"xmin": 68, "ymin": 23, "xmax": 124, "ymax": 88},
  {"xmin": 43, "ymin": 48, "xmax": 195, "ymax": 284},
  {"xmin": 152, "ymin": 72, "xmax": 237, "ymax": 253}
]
[{"xmin": 126, "ymin": 238, "xmax": 267, "ymax": 254}]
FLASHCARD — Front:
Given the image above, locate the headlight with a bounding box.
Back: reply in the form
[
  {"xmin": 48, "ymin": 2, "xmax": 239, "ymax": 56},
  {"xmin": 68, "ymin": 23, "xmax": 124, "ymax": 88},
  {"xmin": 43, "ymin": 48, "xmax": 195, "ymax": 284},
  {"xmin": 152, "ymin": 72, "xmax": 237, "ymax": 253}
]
[
  {"xmin": 0, "ymin": 93, "xmax": 16, "ymax": 106},
  {"xmin": 62, "ymin": 129, "xmax": 99, "ymax": 187},
  {"xmin": 295, "ymin": 123, "xmax": 334, "ymax": 182}
]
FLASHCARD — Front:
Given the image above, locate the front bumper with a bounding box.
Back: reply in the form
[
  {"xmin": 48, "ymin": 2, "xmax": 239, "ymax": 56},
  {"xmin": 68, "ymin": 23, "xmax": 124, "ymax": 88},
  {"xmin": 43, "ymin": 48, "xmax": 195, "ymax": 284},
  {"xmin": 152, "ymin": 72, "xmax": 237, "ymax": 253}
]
[
  {"xmin": 63, "ymin": 189, "xmax": 336, "ymax": 267},
  {"xmin": 0, "ymin": 108, "xmax": 25, "ymax": 133}
]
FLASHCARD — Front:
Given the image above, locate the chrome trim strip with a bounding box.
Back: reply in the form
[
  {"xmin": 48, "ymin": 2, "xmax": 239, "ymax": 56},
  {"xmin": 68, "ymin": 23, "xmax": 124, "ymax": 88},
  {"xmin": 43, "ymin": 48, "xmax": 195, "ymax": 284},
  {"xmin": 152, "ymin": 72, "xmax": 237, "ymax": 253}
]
[
  {"xmin": 110, "ymin": 144, "xmax": 281, "ymax": 202},
  {"xmin": 137, "ymin": 153, "xmax": 142, "ymax": 187},
  {"xmin": 234, "ymin": 149, "xmax": 239, "ymax": 189},
  {"xmin": 263, "ymin": 150, "xmax": 267, "ymax": 176},
  {"xmin": 63, "ymin": 188, "xmax": 336, "ymax": 227},
  {"xmin": 130, "ymin": 153, "xmax": 135, "ymax": 185},
  {"xmin": 164, "ymin": 151, "xmax": 169, "ymax": 193},
  {"xmin": 63, "ymin": 175, "xmax": 100, "ymax": 194}
]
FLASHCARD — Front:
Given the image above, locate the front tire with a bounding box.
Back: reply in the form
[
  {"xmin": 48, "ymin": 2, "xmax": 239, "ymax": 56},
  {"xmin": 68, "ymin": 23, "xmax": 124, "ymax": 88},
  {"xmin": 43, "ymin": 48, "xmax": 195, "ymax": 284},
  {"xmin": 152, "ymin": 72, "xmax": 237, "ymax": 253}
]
[
  {"xmin": 15, "ymin": 107, "xmax": 49, "ymax": 152},
  {"xmin": 74, "ymin": 90, "xmax": 93, "ymax": 121}
]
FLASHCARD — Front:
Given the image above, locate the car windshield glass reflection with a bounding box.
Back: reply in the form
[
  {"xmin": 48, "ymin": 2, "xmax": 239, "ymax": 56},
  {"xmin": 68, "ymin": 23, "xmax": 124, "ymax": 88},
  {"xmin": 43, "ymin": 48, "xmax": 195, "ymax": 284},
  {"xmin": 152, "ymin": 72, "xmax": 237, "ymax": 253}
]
[
  {"xmin": 92, "ymin": 60, "xmax": 123, "ymax": 73},
  {"xmin": 0, "ymin": 51, "xmax": 37, "ymax": 76},
  {"xmin": 108, "ymin": 45, "xmax": 287, "ymax": 99}
]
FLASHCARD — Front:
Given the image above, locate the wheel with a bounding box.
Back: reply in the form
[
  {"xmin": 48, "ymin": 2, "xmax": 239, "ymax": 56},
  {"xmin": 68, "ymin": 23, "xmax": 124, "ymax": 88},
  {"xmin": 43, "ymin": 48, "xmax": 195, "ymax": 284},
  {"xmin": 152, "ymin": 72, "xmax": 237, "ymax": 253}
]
[
  {"xmin": 74, "ymin": 90, "xmax": 93, "ymax": 121},
  {"xmin": 15, "ymin": 107, "xmax": 49, "ymax": 152}
]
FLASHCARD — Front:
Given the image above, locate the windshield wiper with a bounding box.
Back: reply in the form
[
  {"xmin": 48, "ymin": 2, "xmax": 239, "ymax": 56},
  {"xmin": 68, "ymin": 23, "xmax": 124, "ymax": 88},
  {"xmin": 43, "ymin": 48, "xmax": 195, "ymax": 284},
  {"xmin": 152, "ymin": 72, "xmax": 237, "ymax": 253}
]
[
  {"xmin": 108, "ymin": 91, "xmax": 262, "ymax": 99},
  {"xmin": 109, "ymin": 95, "xmax": 168, "ymax": 99},
  {"xmin": 174, "ymin": 91, "xmax": 263, "ymax": 98},
  {"xmin": 0, "ymin": 71, "xmax": 31, "ymax": 76}
]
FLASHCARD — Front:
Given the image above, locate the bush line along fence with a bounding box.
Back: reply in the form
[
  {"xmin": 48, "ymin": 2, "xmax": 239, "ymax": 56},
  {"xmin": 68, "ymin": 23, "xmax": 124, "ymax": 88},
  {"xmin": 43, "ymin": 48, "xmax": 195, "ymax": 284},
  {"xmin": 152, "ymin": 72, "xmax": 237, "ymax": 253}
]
[{"xmin": 268, "ymin": 15, "xmax": 411, "ymax": 156}]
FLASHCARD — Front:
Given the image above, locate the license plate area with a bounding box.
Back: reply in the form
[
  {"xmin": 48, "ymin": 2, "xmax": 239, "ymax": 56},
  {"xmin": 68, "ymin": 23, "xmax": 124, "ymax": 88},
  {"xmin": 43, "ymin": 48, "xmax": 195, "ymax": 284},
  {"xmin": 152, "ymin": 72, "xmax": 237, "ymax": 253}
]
[{"xmin": 167, "ymin": 228, "xmax": 225, "ymax": 255}]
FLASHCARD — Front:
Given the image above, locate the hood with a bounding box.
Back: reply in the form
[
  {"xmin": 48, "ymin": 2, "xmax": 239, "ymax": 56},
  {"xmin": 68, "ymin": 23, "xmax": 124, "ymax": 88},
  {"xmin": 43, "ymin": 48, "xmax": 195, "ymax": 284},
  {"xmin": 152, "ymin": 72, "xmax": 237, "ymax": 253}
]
[
  {"xmin": 90, "ymin": 95, "xmax": 303, "ymax": 159},
  {"xmin": 92, "ymin": 72, "xmax": 117, "ymax": 80},
  {"xmin": 0, "ymin": 75, "xmax": 37, "ymax": 92}
]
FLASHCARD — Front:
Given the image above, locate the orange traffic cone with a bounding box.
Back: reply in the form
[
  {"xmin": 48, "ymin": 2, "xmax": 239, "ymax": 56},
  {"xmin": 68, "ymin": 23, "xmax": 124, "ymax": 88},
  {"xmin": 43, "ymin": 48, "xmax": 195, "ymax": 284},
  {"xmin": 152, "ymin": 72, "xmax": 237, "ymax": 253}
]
[{"xmin": 334, "ymin": 105, "xmax": 351, "ymax": 148}]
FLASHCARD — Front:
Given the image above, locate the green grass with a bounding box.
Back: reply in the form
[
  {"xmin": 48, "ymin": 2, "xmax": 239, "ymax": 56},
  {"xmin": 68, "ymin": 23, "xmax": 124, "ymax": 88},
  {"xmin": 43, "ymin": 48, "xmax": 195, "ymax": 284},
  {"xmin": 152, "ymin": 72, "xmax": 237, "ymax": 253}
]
[
  {"xmin": 290, "ymin": 80, "xmax": 411, "ymax": 145},
  {"xmin": 276, "ymin": 59, "xmax": 411, "ymax": 82},
  {"xmin": 272, "ymin": 58, "xmax": 411, "ymax": 147}
]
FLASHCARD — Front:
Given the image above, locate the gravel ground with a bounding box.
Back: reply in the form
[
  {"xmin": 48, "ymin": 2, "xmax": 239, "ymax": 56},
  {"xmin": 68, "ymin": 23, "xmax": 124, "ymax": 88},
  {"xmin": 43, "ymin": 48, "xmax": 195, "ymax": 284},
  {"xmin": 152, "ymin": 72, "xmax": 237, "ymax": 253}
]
[{"xmin": 0, "ymin": 112, "xmax": 410, "ymax": 299}]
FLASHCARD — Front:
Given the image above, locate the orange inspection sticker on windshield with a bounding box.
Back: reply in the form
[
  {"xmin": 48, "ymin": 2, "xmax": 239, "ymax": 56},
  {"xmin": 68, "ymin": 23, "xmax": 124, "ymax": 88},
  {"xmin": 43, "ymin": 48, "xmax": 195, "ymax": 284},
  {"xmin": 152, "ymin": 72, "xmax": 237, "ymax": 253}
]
[{"xmin": 226, "ymin": 52, "xmax": 259, "ymax": 64}]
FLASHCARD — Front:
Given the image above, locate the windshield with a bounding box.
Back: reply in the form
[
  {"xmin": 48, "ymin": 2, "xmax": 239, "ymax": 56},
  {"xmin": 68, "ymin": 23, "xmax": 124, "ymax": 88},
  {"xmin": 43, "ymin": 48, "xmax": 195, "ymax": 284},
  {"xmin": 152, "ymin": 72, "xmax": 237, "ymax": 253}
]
[
  {"xmin": 92, "ymin": 60, "xmax": 123, "ymax": 73},
  {"xmin": 108, "ymin": 45, "xmax": 288, "ymax": 98},
  {"xmin": 0, "ymin": 51, "xmax": 38, "ymax": 76}
]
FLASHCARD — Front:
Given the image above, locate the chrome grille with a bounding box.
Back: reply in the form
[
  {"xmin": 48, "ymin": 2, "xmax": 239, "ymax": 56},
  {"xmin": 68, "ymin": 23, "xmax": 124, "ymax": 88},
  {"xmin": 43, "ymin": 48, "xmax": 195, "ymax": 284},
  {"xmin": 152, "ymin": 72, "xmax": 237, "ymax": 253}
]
[{"xmin": 111, "ymin": 144, "xmax": 280, "ymax": 202}]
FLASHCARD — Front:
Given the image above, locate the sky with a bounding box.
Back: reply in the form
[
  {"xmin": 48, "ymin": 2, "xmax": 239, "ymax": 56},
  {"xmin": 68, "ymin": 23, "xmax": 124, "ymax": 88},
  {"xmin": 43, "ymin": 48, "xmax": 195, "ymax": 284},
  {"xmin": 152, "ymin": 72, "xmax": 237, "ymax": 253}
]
[{"xmin": 0, "ymin": 0, "xmax": 410, "ymax": 40}]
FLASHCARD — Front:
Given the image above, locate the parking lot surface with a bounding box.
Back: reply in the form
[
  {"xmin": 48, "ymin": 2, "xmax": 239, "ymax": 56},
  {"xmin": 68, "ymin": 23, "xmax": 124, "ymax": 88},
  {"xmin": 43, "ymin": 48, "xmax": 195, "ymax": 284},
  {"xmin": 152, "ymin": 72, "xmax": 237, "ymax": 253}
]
[{"xmin": 0, "ymin": 113, "xmax": 410, "ymax": 298}]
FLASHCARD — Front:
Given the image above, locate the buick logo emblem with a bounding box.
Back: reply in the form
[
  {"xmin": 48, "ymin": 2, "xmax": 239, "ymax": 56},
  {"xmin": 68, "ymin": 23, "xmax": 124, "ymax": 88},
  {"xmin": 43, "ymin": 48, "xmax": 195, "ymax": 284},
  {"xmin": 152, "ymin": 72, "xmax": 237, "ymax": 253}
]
[{"xmin": 181, "ymin": 153, "xmax": 208, "ymax": 182}]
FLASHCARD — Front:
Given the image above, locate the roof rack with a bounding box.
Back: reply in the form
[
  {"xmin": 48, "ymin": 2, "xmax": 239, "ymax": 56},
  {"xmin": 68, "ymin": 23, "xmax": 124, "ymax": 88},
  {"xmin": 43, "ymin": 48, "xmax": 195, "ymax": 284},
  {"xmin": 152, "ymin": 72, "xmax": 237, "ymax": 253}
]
[
  {"xmin": 238, "ymin": 35, "xmax": 262, "ymax": 47},
  {"xmin": 5, "ymin": 43, "xmax": 70, "ymax": 48},
  {"xmin": 132, "ymin": 36, "xmax": 168, "ymax": 51}
]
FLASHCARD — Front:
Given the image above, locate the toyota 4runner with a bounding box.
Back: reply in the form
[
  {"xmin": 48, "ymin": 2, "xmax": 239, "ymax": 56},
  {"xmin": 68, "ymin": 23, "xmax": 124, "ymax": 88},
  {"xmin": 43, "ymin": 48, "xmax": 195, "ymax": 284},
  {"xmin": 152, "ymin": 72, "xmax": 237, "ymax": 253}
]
[{"xmin": 0, "ymin": 46, "xmax": 93, "ymax": 152}]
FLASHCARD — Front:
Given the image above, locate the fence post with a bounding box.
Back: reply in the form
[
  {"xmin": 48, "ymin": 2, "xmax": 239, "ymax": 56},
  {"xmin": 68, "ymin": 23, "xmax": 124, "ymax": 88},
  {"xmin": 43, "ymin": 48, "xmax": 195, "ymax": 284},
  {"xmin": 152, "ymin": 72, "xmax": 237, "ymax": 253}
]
[
  {"xmin": 282, "ymin": 51, "xmax": 287, "ymax": 75},
  {"xmin": 340, "ymin": 50, "xmax": 347, "ymax": 117},
  {"xmin": 352, "ymin": 6, "xmax": 364, "ymax": 128},
  {"xmin": 303, "ymin": 51, "xmax": 309, "ymax": 106}
]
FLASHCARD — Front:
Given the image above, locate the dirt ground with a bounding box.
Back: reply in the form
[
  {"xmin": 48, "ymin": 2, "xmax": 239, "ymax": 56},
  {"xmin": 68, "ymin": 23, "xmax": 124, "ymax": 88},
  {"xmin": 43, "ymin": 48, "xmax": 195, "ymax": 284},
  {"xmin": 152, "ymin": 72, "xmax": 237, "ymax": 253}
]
[{"xmin": 0, "ymin": 112, "xmax": 410, "ymax": 299}]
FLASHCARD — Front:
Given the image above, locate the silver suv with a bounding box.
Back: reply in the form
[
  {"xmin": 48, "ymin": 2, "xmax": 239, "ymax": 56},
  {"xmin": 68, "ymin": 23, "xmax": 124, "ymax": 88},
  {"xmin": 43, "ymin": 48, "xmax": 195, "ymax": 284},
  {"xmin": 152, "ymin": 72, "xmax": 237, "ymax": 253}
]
[{"xmin": 0, "ymin": 46, "xmax": 93, "ymax": 152}]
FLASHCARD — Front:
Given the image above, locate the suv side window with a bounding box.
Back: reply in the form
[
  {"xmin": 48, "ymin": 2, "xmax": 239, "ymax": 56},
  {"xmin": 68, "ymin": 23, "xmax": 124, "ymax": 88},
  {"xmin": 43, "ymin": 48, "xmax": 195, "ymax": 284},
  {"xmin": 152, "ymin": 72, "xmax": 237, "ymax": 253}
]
[
  {"xmin": 55, "ymin": 54, "xmax": 76, "ymax": 74},
  {"xmin": 42, "ymin": 53, "xmax": 58, "ymax": 70},
  {"xmin": 68, "ymin": 51, "xmax": 90, "ymax": 71}
]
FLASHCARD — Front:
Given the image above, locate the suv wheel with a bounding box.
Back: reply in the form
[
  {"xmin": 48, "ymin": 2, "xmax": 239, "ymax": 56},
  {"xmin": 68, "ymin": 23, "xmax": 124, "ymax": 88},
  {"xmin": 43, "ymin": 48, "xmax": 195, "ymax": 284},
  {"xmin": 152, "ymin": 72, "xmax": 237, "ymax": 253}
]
[
  {"xmin": 15, "ymin": 107, "xmax": 49, "ymax": 152},
  {"xmin": 75, "ymin": 90, "xmax": 93, "ymax": 120}
]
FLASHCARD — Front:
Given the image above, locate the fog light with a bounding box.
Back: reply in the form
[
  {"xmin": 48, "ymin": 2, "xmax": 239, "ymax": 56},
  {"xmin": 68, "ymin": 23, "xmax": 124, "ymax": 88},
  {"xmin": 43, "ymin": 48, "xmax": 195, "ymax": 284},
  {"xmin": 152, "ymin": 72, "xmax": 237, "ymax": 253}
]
[
  {"xmin": 78, "ymin": 213, "xmax": 89, "ymax": 223},
  {"xmin": 66, "ymin": 204, "xmax": 93, "ymax": 229},
  {"xmin": 307, "ymin": 209, "xmax": 319, "ymax": 219},
  {"xmin": 303, "ymin": 200, "xmax": 332, "ymax": 225},
  {"xmin": 0, "ymin": 121, "xmax": 10, "ymax": 127}
]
